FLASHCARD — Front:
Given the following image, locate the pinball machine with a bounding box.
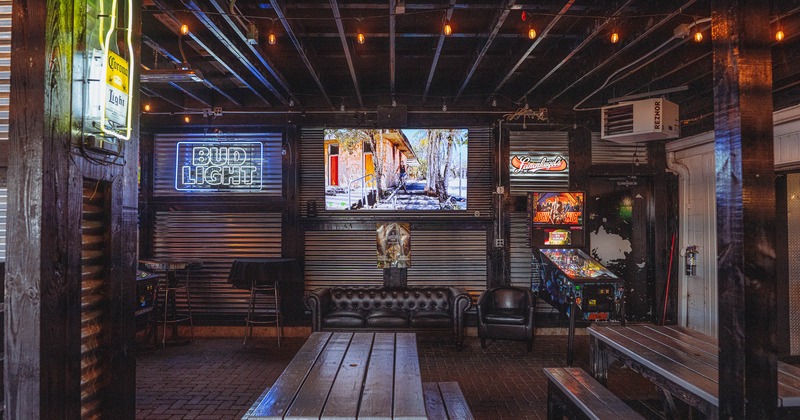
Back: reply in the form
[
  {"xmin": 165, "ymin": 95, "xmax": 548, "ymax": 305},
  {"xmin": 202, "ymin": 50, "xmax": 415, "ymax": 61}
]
[{"xmin": 529, "ymin": 192, "xmax": 625, "ymax": 365}]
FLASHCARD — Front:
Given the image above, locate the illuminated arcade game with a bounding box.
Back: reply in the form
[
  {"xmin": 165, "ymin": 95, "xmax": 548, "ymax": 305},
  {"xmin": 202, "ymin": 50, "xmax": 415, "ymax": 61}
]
[{"xmin": 529, "ymin": 192, "xmax": 624, "ymax": 365}]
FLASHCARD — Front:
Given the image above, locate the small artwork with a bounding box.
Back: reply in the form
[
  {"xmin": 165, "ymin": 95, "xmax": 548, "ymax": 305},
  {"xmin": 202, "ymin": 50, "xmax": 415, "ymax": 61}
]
[{"xmin": 377, "ymin": 222, "xmax": 411, "ymax": 268}]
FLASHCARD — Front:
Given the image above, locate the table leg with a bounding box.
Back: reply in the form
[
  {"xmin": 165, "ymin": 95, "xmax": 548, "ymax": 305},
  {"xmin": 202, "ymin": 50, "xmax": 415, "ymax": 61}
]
[
  {"xmin": 567, "ymin": 299, "xmax": 576, "ymax": 366},
  {"xmin": 589, "ymin": 335, "xmax": 608, "ymax": 385}
]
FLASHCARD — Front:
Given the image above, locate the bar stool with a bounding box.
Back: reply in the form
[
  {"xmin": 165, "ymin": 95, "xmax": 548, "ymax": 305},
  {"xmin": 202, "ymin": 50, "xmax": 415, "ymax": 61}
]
[
  {"xmin": 244, "ymin": 277, "xmax": 282, "ymax": 347},
  {"xmin": 148, "ymin": 261, "xmax": 201, "ymax": 348}
]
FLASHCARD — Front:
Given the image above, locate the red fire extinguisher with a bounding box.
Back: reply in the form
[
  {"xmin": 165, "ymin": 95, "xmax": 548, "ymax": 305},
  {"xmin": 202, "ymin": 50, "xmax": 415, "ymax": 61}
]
[{"xmin": 685, "ymin": 245, "xmax": 698, "ymax": 276}]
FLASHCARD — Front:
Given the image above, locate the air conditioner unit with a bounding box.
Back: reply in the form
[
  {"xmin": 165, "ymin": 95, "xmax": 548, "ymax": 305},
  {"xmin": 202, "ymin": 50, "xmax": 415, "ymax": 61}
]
[{"xmin": 601, "ymin": 98, "xmax": 680, "ymax": 143}]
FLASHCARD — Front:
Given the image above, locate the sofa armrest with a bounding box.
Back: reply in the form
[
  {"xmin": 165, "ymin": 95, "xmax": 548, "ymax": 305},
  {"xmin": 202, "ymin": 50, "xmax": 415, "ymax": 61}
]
[
  {"xmin": 304, "ymin": 288, "xmax": 331, "ymax": 332},
  {"xmin": 448, "ymin": 288, "xmax": 472, "ymax": 349}
]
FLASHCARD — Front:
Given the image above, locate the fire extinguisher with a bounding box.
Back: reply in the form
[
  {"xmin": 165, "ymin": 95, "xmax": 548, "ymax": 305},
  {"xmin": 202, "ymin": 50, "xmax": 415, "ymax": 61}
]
[{"xmin": 685, "ymin": 245, "xmax": 698, "ymax": 276}]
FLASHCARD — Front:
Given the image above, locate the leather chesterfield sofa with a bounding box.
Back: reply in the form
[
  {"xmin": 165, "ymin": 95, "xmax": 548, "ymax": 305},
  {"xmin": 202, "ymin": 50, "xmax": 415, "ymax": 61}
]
[{"xmin": 305, "ymin": 286, "xmax": 472, "ymax": 348}]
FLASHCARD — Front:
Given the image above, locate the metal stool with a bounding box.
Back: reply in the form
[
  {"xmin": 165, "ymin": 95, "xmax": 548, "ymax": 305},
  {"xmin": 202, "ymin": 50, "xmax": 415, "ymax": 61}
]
[
  {"xmin": 244, "ymin": 279, "xmax": 282, "ymax": 347},
  {"xmin": 149, "ymin": 261, "xmax": 200, "ymax": 348}
]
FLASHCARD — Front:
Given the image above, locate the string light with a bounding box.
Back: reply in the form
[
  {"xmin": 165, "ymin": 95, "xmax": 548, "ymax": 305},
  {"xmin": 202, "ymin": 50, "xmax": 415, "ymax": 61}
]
[
  {"xmin": 528, "ymin": 26, "xmax": 537, "ymax": 40},
  {"xmin": 443, "ymin": 20, "xmax": 452, "ymax": 36},
  {"xmin": 268, "ymin": 32, "xmax": 277, "ymax": 45},
  {"xmin": 144, "ymin": 104, "xmax": 151, "ymax": 112},
  {"xmin": 776, "ymin": 28, "xmax": 785, "ymax": 42},
  {"xmin": 521, "ymin": 11, "xmax": 527, "ymax": 21},
  {"xmin": 357, "ymin": 31, "xmax": 365, "ymax": 44},
  {"xmin": 183, "ymin": 115, "xmax": 191, "ymax": 123},
  {"xmin": 442, "ymin": 99, "xmax": 447, "ymax": 112},
  {"xmin": 693, "ymin": 30, "xmax": 703, "ymax": 42},
  {"xmin": 180, "ymin": 24, "xmax": 189, "ymax": 36},
  {"xmin": 610, "ymin": 30, "xmax": 619, "ymax": 44}
]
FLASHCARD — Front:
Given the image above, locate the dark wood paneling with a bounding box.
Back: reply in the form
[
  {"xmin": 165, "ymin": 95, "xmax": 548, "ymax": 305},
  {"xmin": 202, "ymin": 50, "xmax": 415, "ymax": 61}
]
[{"xmin": 712, "ymin": 0, "xmax": 777, "ymax": 417}]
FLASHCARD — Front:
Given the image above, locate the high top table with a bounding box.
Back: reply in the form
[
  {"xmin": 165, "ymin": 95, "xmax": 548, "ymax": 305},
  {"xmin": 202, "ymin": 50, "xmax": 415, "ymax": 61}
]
[
  {"xmin": 246, "ymin": 332, "xmax": 427, "ymax": 420},
  {"xmin": 588, "ymin": 324, "xmax": 800, "ymax": 419}
]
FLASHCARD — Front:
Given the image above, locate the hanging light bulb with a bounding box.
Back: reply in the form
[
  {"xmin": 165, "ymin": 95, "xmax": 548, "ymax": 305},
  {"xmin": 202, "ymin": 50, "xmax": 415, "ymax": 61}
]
[
  {"xmin": 443, "ymin": 20, "xmax": 452, "ymax": 36},
  {"xmin": 442, "ymin": 99, "xmax": 447, "ymax": 112},
  {"xmin": 528, "ymin": 26, "xmax": 537, "ymax": 40},
  {"xmin": 180, "ymin": 24, "xmax": 189, "ymax": 36},
  {"xmin": 694, "ymin": 29, "xmax": 703, "ymax": 42},
  {"xmin": 521, "ymin": 11, "xmax": 527, "ymax": 21},
  {"xmin": 357, "ymin": 31, "xmax": 366, "ymax": 44},
  {"xmin": 776, "ymin": 29, "xmax": 785, "ymax": 42},
  {"xmin": 183, "ymin": 115, "xmax": 191, "ymax": 123},
  {"xmin": 491, "ymin": 97, "xmax": 497, "ymax": 107},
  {"xmin": 610, "ymin": 30, "xmax": 619, "ymax": 44},
  {"xmin": 144, "ymin": 103, "xmax": 151, "ymax": 112},
  {"xmin": 268, "ymin": 32, "xmax": 277, "ymax": 45}
]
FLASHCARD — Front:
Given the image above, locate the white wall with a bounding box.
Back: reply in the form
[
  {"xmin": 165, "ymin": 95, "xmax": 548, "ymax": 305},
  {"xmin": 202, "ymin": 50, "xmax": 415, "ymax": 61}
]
[{"xmin": 666, "ymin": 104, "xmax": 800, "ymax": 338}]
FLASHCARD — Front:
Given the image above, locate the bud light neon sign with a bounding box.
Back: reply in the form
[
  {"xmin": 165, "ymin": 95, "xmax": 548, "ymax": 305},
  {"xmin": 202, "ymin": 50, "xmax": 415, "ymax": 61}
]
[{"xmin": 175, "ymin": 141, "xmax": 263, "ymax": 192}]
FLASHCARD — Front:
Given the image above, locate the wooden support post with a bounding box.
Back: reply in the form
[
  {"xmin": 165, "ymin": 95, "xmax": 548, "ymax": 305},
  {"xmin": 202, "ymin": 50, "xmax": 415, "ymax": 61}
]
[
  {"xmin": 7, "ymin": 0, "xmax": 140, "ymax": 418},
  {"xmin": 712, "ymin": 1, "xmax": 777, "ymax": 418}
]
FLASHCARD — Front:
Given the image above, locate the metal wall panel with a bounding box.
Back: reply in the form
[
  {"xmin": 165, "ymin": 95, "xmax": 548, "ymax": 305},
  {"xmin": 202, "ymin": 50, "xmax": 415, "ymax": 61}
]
[
  {"xmin": 152, "ymin": 132, "xmax": 283, "ymax": 196},
  {"xmin": 788, "ymin": 173, "xmax": 800, "ymax": 355},
  {"xmin": 0, "ymin": 2, "xmax": 9, "ymax": 142},
  {"xmin": 592, "ymin": 133, "xmax": 650, "ymax": 165},
  {"xmin": 0, "ymin": 187, "xmax": 5, "ymax": 262},
  {"xmin": 304, "ymin": 229, "xmax": 488, "ymax": 299},
  {"xmin": 509, "ymin": 131, "xmax": 569, "ymax": 195},
  {"xmin": 299, "ymin": 127, "xmax": 494, "ymax": 218},
  {"xmin": 152, "ymin": 211, "xmax": 282, "ymax": 316},
  {"xmin": 510, "ymin": 211, "xmax": 558, "ymax": 314}
]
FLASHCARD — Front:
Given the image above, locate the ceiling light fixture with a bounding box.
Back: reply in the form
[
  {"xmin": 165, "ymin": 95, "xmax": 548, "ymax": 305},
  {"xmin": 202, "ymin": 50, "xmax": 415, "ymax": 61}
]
[
  {"xmin": 183, "ymin": 115, "xmax": 191, "ymax": 123},
  {"xmin": 443, "ymin": 20, "xmax": 452, "ymax": 36},
  {"xmin": 268, "ymin": 32, "xmax": 277, "ymax": 45},
  {"xmin": 776, "ymin": 28, "xmax": 785, "ymax": 42},
  {"xmin": 144, "ymin": 104, "xmax": 151, "ymax": 112},
  {"xmin": 357, "ymin": 19, "xmax": 365, "ymax": 44},
  {"xmin": 521, "ymin": 11, "xmax": 527, "ymax": 21},
  {"xmin": 180, "ymin": 24, "xmax": 189, "ymax": 36},
  {"xmin": 610, "ymin": 30, "xmax": 619, "ymax": 44},
  {"xmin": 693, "ymin": 18, "xmax": 703, "ymax": 42},
  {"xmin": 491, "ymin": 97, "xmax": 497, "ymax": 107},
  {"xmin": 442, "ymin": 99, "xmax": 447, "ymax": 112},
  {"xmin": 528, "ymin": 26, "xmax": 537, "ymax": 40}
]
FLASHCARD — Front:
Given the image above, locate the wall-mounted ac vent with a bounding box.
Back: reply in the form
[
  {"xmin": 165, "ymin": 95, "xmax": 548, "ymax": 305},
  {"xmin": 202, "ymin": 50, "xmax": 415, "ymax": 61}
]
[{"xmin": 601, "ymin": 98, "xmax": 680, "ymax": 143}]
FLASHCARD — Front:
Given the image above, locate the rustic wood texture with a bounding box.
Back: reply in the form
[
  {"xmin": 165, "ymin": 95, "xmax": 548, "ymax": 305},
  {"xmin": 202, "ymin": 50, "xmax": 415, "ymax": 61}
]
[
  {"xmin": 8, "ymin": 1, "xmax": 140, "ymax": 416},
  {"xmin": 422, "ymin": 382, "xmax": 448, "ymax": 420},
  {"xmin": 422, "ymin": 382, "xmax": 475, "ymax": 420},
  {"xmin": 712, "ymin": 0, "xmax": 778, "ymax": 418},
  {"xmin": 544, "ymin": 367, "xmax": 644, "ymax": 419},
  {"xmin": 251, "ymin": 332, "xmax": 427, "ymax": 419}
]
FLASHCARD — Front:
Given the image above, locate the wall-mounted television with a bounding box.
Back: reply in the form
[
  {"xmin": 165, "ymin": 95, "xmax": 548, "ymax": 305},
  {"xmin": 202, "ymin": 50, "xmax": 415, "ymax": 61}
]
[
  {"xmin": 324, "ymin": 128, "xmax": 468, "ymax": 211},
  {"xmin": 529, "ymin": 192, "xmax": 585, "ymax": 226}
]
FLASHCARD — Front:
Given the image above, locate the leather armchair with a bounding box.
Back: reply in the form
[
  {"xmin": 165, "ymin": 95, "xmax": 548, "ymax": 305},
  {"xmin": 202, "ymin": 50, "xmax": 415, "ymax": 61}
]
[{"xmin": 477, "ymin": 287, "xmax": 536, "ymax": 351}]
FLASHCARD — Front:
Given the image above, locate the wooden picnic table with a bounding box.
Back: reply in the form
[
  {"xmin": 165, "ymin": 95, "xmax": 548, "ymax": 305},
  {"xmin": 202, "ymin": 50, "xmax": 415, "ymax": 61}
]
[
  {"xmin": 246, "ymin": 332, "xmax": 427, "ymax": 420},
  {"xmin": 588, "ymin": 324, "xmax": 800, "ymax": 419}
]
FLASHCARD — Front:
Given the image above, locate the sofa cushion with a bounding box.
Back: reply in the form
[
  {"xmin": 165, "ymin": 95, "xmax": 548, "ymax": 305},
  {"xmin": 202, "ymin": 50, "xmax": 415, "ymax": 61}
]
[
  {"xmin": 366, "ymin": 309, "xmax": 410, "ymax": 328},
  {"xmin": 323, "ymin": 309, "xmax": 366, "ymax": 328},
  {"xmin": 484, "ymin": 308, "xmax": 527, "ymax": 325},
  {"xmin": 411, "ymin": 310, "xmax": 452, "ymax": 328}
]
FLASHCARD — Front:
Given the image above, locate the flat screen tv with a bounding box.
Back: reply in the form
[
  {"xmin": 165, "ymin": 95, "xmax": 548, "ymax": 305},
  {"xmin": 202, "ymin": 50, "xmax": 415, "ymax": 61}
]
[
  {"xmin": 324, "ymin": 128, "xmax": 468, "ymax": 211},
  {"xmin": 529, "ymin": 192, "xmax": 585, "ymax": 226}
]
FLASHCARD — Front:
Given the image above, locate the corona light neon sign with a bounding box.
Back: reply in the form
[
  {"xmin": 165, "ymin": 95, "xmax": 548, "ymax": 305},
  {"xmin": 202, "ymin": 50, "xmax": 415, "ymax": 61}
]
[
  {"xmin": 98, "ymin": 0, "xmax": 135, "ymax": 142},
  {"xmin": 175, "ymin": 142, "xmax": 264, "ymax": 192}
]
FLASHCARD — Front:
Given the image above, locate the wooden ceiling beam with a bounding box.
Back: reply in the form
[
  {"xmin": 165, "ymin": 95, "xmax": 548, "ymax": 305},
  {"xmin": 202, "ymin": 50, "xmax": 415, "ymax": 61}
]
[
  {"xmin": 422, "ymin": 0, "xmax": 456, "ymax": 104},
  {"xmin": 270, "ymin": 0, "xmax": 333, "ymax": 108},
  {"xmin": 454, "ymin": 0, "xmax": 515, "ymax": 103},
  {"xmin": 330, "ymin": 0, "xmax": 363, "ymax": 107}
]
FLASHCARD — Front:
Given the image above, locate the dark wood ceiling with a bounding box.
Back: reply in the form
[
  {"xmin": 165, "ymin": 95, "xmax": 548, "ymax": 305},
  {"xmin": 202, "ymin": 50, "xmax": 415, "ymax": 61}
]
[{"xmin": 140, "ymin": 0, "xmax": 800, "ymax": 130}]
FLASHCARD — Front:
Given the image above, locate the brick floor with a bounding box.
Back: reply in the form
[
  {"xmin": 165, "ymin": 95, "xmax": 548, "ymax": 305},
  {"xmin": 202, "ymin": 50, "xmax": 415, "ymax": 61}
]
[{"xmin": 136, "ymin": 334, "xmax": 660, "ymax": 419}]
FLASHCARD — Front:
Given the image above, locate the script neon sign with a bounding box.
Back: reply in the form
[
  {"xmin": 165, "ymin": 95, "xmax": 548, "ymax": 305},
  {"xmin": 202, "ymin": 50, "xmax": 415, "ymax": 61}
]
[
  {"xmin": 510, "ymin": 155, "xmax": 568, "ymax": 174},
  {"xmin": 175, "ymin": 142, "xmax": 264, "ymax": 192}
]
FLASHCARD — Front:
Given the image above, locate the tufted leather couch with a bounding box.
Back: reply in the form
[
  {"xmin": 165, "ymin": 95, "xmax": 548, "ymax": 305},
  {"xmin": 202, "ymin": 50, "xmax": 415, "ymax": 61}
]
[{"xmin": 305, "ymin": 286, "xmax": 472, "ymax": 348}]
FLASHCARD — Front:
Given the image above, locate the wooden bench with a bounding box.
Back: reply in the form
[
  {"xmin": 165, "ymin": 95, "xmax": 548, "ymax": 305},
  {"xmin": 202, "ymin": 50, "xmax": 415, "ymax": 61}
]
[
  {"xmin": 423, "ymin": 381, "xmax": 474, "ymax": 420},
  {"xmin": 241, "ymin": 387, "xmax": 270, "ymax": 420},
  {"xmin": 544, "ymin": 367, "xmax": 644, "ymax": 420}
]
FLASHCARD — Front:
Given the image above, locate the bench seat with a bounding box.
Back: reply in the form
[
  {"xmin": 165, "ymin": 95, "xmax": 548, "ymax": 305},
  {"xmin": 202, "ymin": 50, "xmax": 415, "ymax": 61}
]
[
  {"xmin": 423, "ymin": 381, "xmax": 474, "ymax": 420},
  {"xmin": 544, "ymin": 367, "xmax": 643, "ymax": 420}
]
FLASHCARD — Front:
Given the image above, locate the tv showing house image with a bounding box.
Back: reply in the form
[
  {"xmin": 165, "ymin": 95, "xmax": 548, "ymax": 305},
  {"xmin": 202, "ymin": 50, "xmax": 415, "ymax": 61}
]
[{"xmin": 324, "ymin": 128, "xmax": 468, "ymax": 211}]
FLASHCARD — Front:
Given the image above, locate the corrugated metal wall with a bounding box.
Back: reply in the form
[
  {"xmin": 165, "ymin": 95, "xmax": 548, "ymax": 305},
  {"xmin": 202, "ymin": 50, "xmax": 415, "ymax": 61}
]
[
  {"xmin": 151, "ymin": 210, "xmax": 283, "ymax": 317},
  {"xmin": 0, "ymin": 1, "xmax": 9, "ymax": 143},
  {"xmin": 153, "ymin": 132, "xmax": 283, "ymax": 196},
  {"xmin": 509, "ymin": 131, "xmax": 569, "ymax": 195},
  {"xmin": 592, "ymin": 133, "xmax": 649, "ymax": 165},
  {"xmin": 299, "ymin": 127, "xmax": 494, "ymax": 218},
  {"xmin": 304, "ymin": 229, "xmax": 488, "ymax": 299},
  {"xmin": 0, "ymin": 187, "xmax": 6, "ymax": 262}
]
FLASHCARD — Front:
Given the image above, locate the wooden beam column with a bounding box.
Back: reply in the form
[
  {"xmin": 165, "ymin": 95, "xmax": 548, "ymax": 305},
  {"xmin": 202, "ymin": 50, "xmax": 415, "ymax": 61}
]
[
  {"xmin": 712, "ymin": 1, "xmax": 776, "ymax": 418},
  {"xmin": 7, "ymin": 0, "xmax": 140, "ymax": 418}
]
